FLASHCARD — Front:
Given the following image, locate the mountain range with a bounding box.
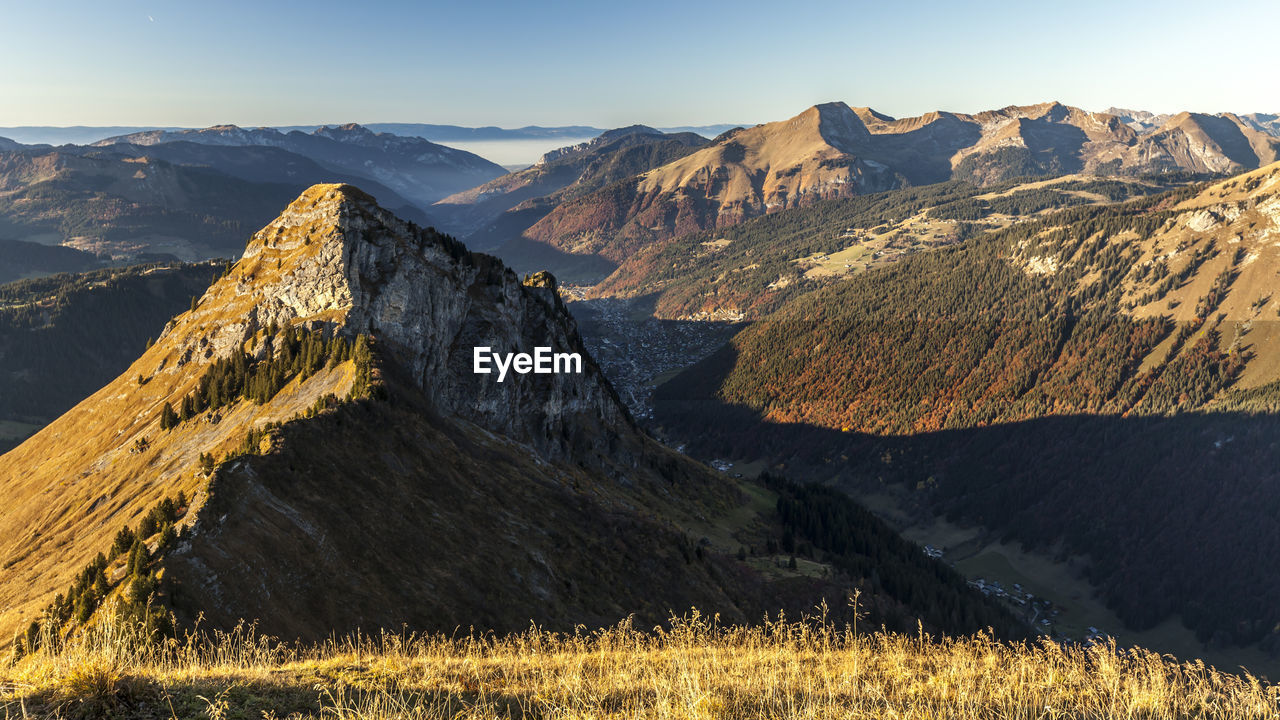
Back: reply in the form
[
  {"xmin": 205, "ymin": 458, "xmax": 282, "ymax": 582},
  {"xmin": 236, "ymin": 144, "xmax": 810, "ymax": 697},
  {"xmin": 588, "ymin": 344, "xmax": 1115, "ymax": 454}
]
[
  {"xmin": 0, "ymin": 184, "xmax": 1017, "ymax": 643},
  {"xmin": 0, "ymin": 125, "xmax": 477, "ymax": 274},
  {"xmin": 92, "ymin": 123, "xmax": 506, "ymax": 207},
  {"xmin": 434, "ymin": 125, "xmax": 709, "ymax": 245},
  {"xmin": 0, "ymin": 124, "xmax": 740, "ymax": 147},
  {"xmin": 0, "ymin": 149, "xmax": 304, "ymax": 265},
  {"xmin": 9, "ymin": 99, "xmax": 1280, "ymax": 669},
  {"xmin": 487, "ymin": 102, "xmax": 1280, "ymax": 282}
]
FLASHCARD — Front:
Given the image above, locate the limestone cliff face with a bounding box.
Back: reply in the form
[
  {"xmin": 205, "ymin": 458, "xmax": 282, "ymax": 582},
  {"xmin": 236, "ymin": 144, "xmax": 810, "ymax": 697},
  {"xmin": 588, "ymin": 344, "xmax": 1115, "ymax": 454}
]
[{"xmin": 166, "ymin": 183, "xmax": 629, "ymax": 462}]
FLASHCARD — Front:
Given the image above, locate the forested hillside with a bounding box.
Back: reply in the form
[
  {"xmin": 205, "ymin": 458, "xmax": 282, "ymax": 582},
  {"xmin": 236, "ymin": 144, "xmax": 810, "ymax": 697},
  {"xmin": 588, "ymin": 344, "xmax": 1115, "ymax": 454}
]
[
  {"xmin": 0, "ymin": 262, "xmax": 220, "ymax": 450},
  {"xmin": 595, "ymin": 176, "xmax": 1179, "ymax": 319},
  {"xmin": 655, "ymin": 163, "xmax": 1280, "ymax": 650}
]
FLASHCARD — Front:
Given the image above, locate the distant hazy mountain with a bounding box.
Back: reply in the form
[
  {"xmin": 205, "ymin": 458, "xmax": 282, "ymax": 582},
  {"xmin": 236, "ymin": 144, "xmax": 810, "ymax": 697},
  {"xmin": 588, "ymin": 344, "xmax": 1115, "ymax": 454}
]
[
  {"xmin": 349, "ymin": 123, "xmax": 604, "ymax": 141},
  {"xmin": 75, "ymin": 141, "xmax": 433, "ymax": 224},
  {"xmin": 1239, "ymin": 113, "xmax": 1280, "ymax": 135},
  {"xmin": 94, "ymin": 124, "xmax": 507, "ymax": 207},
  {"xmin": 0, "ymin": 123, "xmax": 742, "ymax": 148},
  {"xmin": 1103, "ymin": 107, "xmax": 1173, "ymax": 133},
  {"xmin": 0, "ymin": 136, "xmax": 22, "ymax": 151},
  {"xmin": 0, "ymin": 149, "xmax": 303, "ymax": 264},
  {"xmin": 285, "ymin": 123, "xmax": 737, "ymax": 141},
  {"xmin": 0, "ymin": 127, "xmax": 181, "ymax": 146},
  {"xmin": 657, "ymin": 124, "xmax": 742, "ymax": 137},
  {"xmin": 433, "ymin": 125, "xmax": 707, "ymax": 242},
  {"xmin": 1105, "ymin": 108, "xmax": 1280, "ymax": 139}
]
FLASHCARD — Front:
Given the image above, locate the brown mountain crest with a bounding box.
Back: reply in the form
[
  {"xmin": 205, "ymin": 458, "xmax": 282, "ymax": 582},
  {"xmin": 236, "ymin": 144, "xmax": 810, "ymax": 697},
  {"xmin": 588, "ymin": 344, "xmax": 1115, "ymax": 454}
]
[{"xmin": 515, "ymin": 103, "xmax": 898, "ymax": 267}]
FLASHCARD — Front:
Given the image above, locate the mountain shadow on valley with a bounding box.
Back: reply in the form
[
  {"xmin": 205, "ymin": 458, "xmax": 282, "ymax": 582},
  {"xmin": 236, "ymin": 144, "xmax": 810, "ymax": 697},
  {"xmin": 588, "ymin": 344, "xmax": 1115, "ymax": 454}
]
[{"xmin": 655, "ymin": 340, "xmax": 1280, "ymax": 655}]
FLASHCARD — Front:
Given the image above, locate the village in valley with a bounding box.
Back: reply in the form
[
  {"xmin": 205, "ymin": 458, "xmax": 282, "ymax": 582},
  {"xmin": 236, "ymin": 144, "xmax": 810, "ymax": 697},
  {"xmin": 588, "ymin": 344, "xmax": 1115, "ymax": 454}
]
[{"xmin": 562, "ymin": 293, "xmax": 738, "ymax": 421}]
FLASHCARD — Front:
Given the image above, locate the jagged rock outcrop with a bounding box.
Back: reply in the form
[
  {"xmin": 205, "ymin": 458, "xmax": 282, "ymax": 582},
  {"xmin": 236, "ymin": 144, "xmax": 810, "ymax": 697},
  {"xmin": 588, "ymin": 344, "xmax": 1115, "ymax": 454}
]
[{"xmin": 162, "ymin": 184, "xmax": 628, "ymax": 462}]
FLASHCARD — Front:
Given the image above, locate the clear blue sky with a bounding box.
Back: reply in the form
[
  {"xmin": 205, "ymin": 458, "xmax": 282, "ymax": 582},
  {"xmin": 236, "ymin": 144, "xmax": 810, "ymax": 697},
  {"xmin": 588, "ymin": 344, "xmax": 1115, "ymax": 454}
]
[{"xmin": 3, "ymin": 0, "xmax": 1277, "ymax": 128}]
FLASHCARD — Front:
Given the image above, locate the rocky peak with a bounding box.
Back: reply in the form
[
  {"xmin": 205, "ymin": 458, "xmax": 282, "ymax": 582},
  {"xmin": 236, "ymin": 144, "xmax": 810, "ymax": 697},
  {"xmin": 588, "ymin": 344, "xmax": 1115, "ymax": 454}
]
[
  {"xmin": 810, "ymin": 102, "xmax": 871, "ymax": 151},
  {"xmin": 851, "ymin": 106, "xmax": 896, "ymax": 124},
  {"xmin": 522, "ymin": 269, "xmax": 559, "ymax": 290},
  {"xmin": 164, "ymin": 183, "xmax": 627, "ymax": 461},
  {"xmin": 314, "ymin": 123, "xmax": 376, "ymax": 142},
  {"xmin": 1032, "ymin": 101, "xmax": 1071, "ymax": 122}
]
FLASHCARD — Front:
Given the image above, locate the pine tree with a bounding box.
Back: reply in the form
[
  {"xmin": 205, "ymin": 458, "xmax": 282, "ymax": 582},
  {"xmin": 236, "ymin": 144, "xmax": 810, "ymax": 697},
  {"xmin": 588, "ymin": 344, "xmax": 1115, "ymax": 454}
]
[
  {"xmin": 127, "ymin": 537, "xmax": 148, "ymax": 576},
  {"xmin": 109, "ymin": 525, "xmax": 136, "ymax": 559},
  {"xmin": 159, "ymin": 402, "xmax": 178, "ymax": 430},
  {"xmin": 158, "ymin": 523, "xmax": 178, "ymax": 550},
  {"xmin": 138, "ymin": 509, "xmax": 160, "ymax": 539}
]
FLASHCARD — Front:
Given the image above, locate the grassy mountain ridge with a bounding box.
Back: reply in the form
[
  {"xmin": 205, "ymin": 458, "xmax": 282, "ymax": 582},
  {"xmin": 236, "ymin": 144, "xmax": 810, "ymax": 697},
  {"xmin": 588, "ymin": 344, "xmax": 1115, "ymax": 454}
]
[{"xmin": 7, "ymin": 610, "xmax": 1269, "ymax": 719}]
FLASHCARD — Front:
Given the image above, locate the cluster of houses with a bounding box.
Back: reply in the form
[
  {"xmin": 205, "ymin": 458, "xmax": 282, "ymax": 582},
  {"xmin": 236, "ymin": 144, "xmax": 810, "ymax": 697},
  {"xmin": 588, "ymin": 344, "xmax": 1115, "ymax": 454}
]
[{"xmin": 925, "ymin": 545, "xmax": 1113, "ymax": 644}]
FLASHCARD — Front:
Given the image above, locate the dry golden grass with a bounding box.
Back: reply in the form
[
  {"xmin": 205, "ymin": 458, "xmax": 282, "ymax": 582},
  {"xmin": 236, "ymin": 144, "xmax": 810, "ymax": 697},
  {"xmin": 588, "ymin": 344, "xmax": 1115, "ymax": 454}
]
[{"xmin": 3, "ymin": 607, "xmax": 1278, "ymax": 719}]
